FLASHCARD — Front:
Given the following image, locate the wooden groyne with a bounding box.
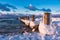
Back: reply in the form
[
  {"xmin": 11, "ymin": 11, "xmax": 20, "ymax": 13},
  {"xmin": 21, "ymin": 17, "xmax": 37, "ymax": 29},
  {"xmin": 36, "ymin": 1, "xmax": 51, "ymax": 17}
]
[
  {"xmin": 19, "ymin": 12, "xmax": 51, "ymax": 33},
  {"xmin": 19, "ymin": 15, "xmax": 39, "ymax": 32}
]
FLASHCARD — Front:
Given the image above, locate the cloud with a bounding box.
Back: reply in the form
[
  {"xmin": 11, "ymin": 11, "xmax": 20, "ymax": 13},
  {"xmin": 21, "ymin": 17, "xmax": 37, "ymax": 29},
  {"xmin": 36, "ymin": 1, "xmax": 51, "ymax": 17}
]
[
  {"xmin": 24, "ymin": 4, "xmax": 51, "ymax": 12},
  {"xmin": 0, "ymin": 3, "xmax": 17, "ymax": 11},
  {"xmin": 5, "ymin": 4, "xmax": 17, "ymax": 9},
  {"xmin": 40, "ymin": 8, "xmax": 51, "ymax": 12},
  {"xmin": 24, "ymin": 4, "xmax": 40, "ymax": 11},
  {"xmin": 56, "ymin": 10, "xmax": 60, "ymax": 12}
]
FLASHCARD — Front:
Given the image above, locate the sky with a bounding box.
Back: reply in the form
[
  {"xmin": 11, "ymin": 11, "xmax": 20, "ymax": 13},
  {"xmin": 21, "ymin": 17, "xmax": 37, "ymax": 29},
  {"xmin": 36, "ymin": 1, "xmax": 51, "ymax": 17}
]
[{"xmin": 0, "ymin": 0, "xmax": 60, "ymax": 14}]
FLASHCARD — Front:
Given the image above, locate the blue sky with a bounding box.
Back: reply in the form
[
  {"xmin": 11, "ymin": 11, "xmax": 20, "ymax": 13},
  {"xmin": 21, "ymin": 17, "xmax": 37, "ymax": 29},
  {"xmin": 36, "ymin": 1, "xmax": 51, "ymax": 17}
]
[{"xmin": 0, "ymin": 0, "xmax": 60, "ymax": 14}]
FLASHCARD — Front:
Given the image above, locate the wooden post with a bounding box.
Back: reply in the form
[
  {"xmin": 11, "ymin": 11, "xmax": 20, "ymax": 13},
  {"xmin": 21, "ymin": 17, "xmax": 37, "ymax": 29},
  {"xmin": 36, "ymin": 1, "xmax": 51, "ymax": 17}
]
[
  {"xmin": 43, "ymin": 12, "xmax": 51, "ymax": 25},
  {"xmin": 26, "ymin": 16, "xmax": 29, "ymax": 20},
  {"xmin": 32, "ymin": 15, "xmax": 35, "ymax": 21}
]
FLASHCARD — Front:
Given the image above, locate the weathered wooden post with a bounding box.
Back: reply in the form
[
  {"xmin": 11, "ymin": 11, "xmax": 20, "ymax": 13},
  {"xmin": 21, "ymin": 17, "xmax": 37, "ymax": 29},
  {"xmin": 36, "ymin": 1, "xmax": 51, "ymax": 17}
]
[
  {"xmin": 43, "ymin": 12, "xmax": 51, "ymax": 25},
  {"xmin": 29, "ymin": 15, "xmax": 35, "ymax": 29},
  {"xmin": 26, "ymin": 16, "xmax": 29, "ymax": 20},
  {"xmin": 31, "ymin": 15, "xmax": 35, "ymax": 21},
  {"xmin": 39, "ymin": 12, "xmax": 51, "ymax": 40}
]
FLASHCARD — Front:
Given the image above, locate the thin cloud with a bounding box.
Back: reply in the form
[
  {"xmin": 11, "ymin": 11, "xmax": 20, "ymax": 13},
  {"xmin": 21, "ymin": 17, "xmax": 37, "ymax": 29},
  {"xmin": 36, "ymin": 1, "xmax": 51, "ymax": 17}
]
[
  {"xmin": 24, "ymin": 4, "xmax": 40, "ymax": 11},
  {"xmin": 0, "ymin": 3, "xmax": 17, "ymax": 11},
  {"xmin": 5, "ymin": 4, "xmax": 17, "ymax": 9},
  {"xmin": 24, "ymin": 4, "xmax": 51, "ymax": 12},
  {"xmin": 56, "ymin": 10, "xmax": 60, "ymax": 12},
  {"xmin": 40, "ymin": 8, "xmax": 51, "ymax": 12}
]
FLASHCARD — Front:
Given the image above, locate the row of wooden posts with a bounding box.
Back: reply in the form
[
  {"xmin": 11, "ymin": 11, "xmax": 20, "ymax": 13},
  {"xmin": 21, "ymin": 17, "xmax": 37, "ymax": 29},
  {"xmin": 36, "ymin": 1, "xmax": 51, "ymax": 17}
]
[{"xmin": 19, "ymin": 12, "xmax": 51, "ymax": 32}]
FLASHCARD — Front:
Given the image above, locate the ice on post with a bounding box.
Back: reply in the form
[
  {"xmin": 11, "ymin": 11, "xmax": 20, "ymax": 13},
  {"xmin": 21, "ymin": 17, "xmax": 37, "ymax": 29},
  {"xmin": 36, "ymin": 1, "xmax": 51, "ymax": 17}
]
[{"xmin": 39, "ymin": 12, "xmax": 55, "ymax": 36}]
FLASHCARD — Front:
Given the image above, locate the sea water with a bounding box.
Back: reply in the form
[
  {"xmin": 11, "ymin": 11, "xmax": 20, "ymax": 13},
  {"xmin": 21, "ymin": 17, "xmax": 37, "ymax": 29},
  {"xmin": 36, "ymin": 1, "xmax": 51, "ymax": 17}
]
[{"xmin": 0, "ymin": 18, "xmax": 60, "ymax": 40}]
